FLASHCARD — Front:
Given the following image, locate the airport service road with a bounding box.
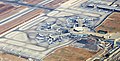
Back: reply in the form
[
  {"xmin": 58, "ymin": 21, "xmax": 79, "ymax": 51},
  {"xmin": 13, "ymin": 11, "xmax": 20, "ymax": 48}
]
[{"xmin": 41, "ymin": 39, "xmax": 74, "ymax": 59}]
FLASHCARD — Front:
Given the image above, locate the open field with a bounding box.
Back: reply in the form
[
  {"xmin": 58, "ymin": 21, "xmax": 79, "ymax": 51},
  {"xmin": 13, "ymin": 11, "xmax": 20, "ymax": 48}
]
[
  {"xmin": 44, "ymin": 46, "xmax": 97, "ymax": 61},
  {"xmin": 96, "ymin": 12, "xmax": 120, "ymax": 33},
  {"xmin": 44, "ymin": 0, "xmax": 69, "ymax": 8},
  {"xmin": 0, "ymin": 53, "xmax": 27, "ymax": 61},
  {"xmin": 0, "ymin": 2, "xmax": 27, "ymax": 20},
  {"xmin": 23, "ymin": 0, "xmax": 44, "ymax": 5}
]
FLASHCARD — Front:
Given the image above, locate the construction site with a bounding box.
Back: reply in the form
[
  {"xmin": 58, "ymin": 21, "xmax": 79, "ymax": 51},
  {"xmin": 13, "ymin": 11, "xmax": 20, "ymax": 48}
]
[{"xmin": 0, "ymin": 0, "xmax": 119, "ymax": 61}]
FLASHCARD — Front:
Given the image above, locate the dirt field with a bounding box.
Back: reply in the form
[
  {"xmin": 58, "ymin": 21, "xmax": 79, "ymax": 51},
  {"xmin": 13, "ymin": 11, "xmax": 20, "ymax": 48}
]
[
  {"xmin": 44, "ymin": 46, "xmax": 97, "ymax": 61},
  {"xmin": 96, "ymin": 12, "xmax": 120, "ymax": 33},
  {"xmin": 44, "ymin": 0, "xmax": 69, "ymax": 8},
  {"xmin": 23, "ymin": 0, "xmax": 43, "ymax": 5},
  {"xmin": 0, "ymin": 53, "xmax": 27, "ymax": 61}
]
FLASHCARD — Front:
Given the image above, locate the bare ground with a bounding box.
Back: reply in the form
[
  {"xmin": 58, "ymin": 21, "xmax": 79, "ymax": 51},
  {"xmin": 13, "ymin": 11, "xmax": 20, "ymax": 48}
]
[
  {"xmin": 43, "ymin": 46, "xmax": 97, "ymax": 61},
  {"xmin": 96, "ymin": 12, "xmax": 120, "ymax": 33},
  {"xmin": 0, "ymin": 53, "xmax": 27, "ymax": 61}
]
